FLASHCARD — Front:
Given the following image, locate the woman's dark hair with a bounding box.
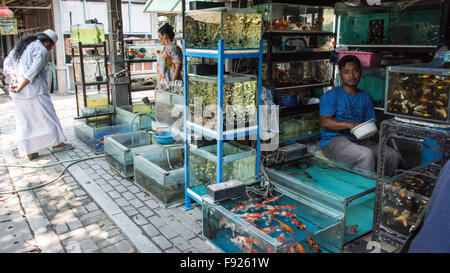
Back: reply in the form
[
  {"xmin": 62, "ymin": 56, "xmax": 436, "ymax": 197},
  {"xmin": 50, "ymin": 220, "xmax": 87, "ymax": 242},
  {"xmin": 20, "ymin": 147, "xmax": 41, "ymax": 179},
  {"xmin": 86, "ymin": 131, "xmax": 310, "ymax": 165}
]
[
  {"xmin": 13, "ymin": 32, "xmax": 54, "ymax": 61},
  {"xmin": 338, "ymin": 55, "xmax": 361, "ymax": 71},
  {"xmin": 158, "ymin": 23, "xmax": 175, "ymax": 40}
]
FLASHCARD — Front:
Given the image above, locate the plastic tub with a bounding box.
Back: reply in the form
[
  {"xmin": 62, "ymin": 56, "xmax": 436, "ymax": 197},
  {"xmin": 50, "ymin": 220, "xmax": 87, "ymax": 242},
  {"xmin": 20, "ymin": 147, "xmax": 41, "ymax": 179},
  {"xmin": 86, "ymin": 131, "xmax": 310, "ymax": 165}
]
[
  {"xmin": 280, "ymin": 95, "xmax": 298, "ymax": 107},
  {"xmin": 337, "ymin": 51, "xmax": 381, "ymax": 67},
  {"xmin": 350, "ymin": 119, "xmax": 377, "ymax": 140}
]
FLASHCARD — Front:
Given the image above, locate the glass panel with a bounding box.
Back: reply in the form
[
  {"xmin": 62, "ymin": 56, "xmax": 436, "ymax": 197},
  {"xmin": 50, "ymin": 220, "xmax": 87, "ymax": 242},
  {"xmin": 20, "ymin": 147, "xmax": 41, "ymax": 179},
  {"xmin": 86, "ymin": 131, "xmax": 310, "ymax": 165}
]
[
  {"xmin": 279, "ymin": 112, "xmax": 320, "ymax": 141},
  {"xmin": 185, "ymin": 8, "xmax": 262, "ymax": 50}
]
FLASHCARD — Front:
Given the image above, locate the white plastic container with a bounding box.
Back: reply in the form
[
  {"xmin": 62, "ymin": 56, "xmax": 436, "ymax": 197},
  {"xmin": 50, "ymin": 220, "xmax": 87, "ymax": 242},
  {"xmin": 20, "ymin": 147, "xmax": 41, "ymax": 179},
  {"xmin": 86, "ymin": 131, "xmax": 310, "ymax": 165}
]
[{"xmin": 350, "ymin": 119, "xmax": 377, "ymax": 140}]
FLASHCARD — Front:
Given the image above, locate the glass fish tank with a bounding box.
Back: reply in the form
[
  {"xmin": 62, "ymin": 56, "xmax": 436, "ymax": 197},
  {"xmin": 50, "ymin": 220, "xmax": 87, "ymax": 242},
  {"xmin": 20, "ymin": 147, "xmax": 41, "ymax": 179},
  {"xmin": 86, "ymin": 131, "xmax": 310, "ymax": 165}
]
[
  {"xmin": 264, "ymin": 59, "xmax": 332, "ymax": 88},
  {"xmin": 188, "ymin": 142, "xmax": 256, "ymax": 198},
  {"xmin": 385, "ymin": 64, "xmax": 450, "ymax": 123},
  {"xmin": 73, "ymin": 115, "xmax": 130, "ymax": 152},
  {"xmin": 116, "ymin": 103, "xmax": 154, "ymax": 131},
  {"xmin": 185, "ymin": 8, "xmax": 262, "ymax": 50},
  {"xmin": 279, "ymin": 111, "xmax": 320, "ymax": 142},
  {"xmin": 155, "ymin": 89, "xmax": 184, "ymax": 128},
  {"xmin": 124, "ymin": 40, "xmax": 163, "ymax": 61},
  {"xmin": 104, "ymin": 131, "xmax": 155, "ymax": 178},
  {"xmin": 70, "ymin": 23, "xmax": 105, "ymax": 45},
  {"xmin": 131, "ymin": 73, "xmax": 157, "ymax": 91},
  {"xmin": 188, "ymin": 74, "xmax": 257, "ymax": 131},
  {"xmin": 133, "ymin": 146, "xmax": 185, "ymax": 207},
  {"xmin": 73, "ymin": 56, "xmax": 107, "ymax": 84},
  {"xmin": 254, "ymin": 2, "xmax": 334, "ymax": 33},
  {"xmin": 380, "ymin": 163, "xmax": 440, "ymax": 238},
  {"xmin": 265, "ymin": 155, "xmax": 376, "ymax": 247},
  {"xmin": 202, "ymin": 185, "xmax": 344, "ymax": 253},
  {"xmin": 335, "ymin": 1, "xmax": 441, "ymax": 45}
]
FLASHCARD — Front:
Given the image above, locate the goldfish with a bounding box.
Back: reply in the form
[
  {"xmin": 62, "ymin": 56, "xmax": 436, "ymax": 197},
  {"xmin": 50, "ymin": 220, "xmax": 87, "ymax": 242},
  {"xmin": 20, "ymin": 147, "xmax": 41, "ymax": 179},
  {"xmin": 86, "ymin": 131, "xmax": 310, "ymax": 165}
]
[
  {"xmin": 272, "ymin": 216, "xmax": 294, "ymax": 234},
  {"xmin": 231, "ymin": 203, "xmax": 248, "ymax": 212},
  {"xmin": 230, "ymin": 236, "xmax": 253, "ymax": 250},
  {"xmin": 306, "ymin": 237, "xmax": 322, "ymax": 253},
  {"xmin": 220, "ymin": 217, "xmax": 238, "ymax": 236},
  {"xmin": 274, "ymin": 205, "xmax": 296, "ymax": 210},
  {"xmin": 263, "ymin": 196, "xmax": 279, "ymax": 204},
  {"xmin": 419, "ymin": 74, "xmax": 430, "ymax": 78},
  {"xmin": 259, "ymin": 225, "xmax": 281, "ymax": 234},
  {"xmin": 294, "ymin": 242, "xmax": 306, "ymax": 253},
  {"xmin": 394, "ymin": 210, "xmax": 410, "ymax": 227},
  {"xmin": 277, "ymin": 230, "xmax": 286, "ymax": 242},
  {"xmin": 346, "ymin": 224, "xmax": 359, "ymax": 234},
  {"xmin": 290, "ymin": 216, "xmax": 306, "ymax": 230},
  {"xmin": 239, "ymin": 212, "xmax": 265, "ymax": 219},
  {"xmin": 269, "ymin": 210, "xmax": 296, "ymax": 217}
]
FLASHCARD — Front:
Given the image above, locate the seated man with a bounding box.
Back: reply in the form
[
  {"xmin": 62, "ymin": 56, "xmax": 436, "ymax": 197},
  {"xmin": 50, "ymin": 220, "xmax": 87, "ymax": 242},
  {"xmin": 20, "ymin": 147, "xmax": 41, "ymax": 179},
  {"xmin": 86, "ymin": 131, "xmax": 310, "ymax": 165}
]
[{"xmin": 319, "ymin": 55, "xmax": 399, "ymax": 176}]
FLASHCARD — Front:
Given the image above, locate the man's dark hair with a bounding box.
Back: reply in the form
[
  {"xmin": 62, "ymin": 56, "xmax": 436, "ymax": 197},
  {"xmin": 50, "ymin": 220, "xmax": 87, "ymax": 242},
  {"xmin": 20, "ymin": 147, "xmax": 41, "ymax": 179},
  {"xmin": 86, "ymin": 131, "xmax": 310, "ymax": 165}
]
[
  {"xmin": 158, "ymin": 23, "xmax": 175, "ymax": 40},
  {"xmin": 13, "ymin": 32, "xmax": 54, "ymax": 61},
  {"xmin": 338, "ymin": 55, "xmax": 361, "ymax": 71}
]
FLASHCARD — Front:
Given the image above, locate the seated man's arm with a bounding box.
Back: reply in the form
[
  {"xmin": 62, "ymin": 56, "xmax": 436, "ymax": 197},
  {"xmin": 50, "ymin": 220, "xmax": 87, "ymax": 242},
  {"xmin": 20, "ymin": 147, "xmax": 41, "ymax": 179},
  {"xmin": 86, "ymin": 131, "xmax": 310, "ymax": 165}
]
[{"xmin": 320, "ymin": 115, "xmax": 359, "ymax": 130}]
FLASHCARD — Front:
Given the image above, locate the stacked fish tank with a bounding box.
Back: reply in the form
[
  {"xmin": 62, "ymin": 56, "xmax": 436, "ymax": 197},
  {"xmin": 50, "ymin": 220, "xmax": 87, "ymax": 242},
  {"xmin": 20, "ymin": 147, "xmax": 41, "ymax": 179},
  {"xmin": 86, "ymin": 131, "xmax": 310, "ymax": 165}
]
[
  {"xmin": 263, "ymin": 60, "xmax": 333, "ymax": 87},
  {"xmin": 185, "ymin": 8, "xmax": 262, "ymax": 50},
  {"xmin": 188, "ymin": 141, "xmax": 257, "ymax": 198},
  {"xmin": 279, "ymin": 112, "xmax": 320, "ymax": 142},
  {"xmin": 155, "ymin": 87, "xmax": 184, "ymax": 129},
  {"xmin": 116, "ymin": 103, "xmax": 154, "ymax": 131},
  {"xmin": 265, "ymin": 155, "xmax": 377, "ymax": 249},
  {"xmin": 380, "ymin": 163, "xmax": 440, "ymax": 238},
  {"xmin": 188, "ymin": 74, "xmax": 257, "ymax": 131},
  {"xmin": 74, "ymin": 114, "xmax": 130, "ymax": 152},
  {"xmin": 133, "ymin": 146, "xmax": 185, "ymax": 206},
  {"xmin": 73, "ymin": 56, "xmax": 107, "ymax": 84},
  {"xmin": 202, "ymin": 184, "xmax": 344, "ymax": 253},
  {"xmin": 124, "ymin": 39, "xmax": 163, "ymax": 61},
  {"xmin": 253, "ymin": 2, "xmax": 334, "ymax": 33},
  {"xmin": 104, "ymin": 131, "xmax": 155, "ymax": 178},
  {"xmin": 385, "ymin": 64, "xmax": 450, "ymax": 123},
  {"xmin": 70, "ymin": 23, "xmax": 105, "ymax": 45},
  {"xmin": 335, "ymin": 1, "xmax": 441, "ymax": 45}
]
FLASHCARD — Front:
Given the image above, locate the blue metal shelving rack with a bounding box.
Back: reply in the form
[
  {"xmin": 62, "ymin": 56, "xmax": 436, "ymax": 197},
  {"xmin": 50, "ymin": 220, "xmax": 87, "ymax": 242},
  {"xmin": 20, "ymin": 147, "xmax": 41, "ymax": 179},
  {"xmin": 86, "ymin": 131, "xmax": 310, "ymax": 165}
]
[{"xmin": 182, "ymin": 40, "xmax": 263, "ymax": 210}]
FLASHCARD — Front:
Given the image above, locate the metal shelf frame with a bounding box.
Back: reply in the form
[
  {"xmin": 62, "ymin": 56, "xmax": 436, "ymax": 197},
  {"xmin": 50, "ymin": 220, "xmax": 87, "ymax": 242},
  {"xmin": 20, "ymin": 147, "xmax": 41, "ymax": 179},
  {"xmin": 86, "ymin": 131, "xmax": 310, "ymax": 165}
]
[
  {"xmin": 371, "ymin": 119, "xmax": 450, "ymax": 247},
  {"xmin": 182, "ymin": 40, "xmax": 263, "ymax": 210}
]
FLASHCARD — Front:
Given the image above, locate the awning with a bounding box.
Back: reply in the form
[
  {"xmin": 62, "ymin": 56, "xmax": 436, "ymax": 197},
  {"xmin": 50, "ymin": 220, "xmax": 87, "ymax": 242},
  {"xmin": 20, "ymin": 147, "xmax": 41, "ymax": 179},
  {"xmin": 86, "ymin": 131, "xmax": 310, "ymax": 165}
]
[{"xmin": 143, "ymin": 0, "xmax": 182, "ymax": 14}]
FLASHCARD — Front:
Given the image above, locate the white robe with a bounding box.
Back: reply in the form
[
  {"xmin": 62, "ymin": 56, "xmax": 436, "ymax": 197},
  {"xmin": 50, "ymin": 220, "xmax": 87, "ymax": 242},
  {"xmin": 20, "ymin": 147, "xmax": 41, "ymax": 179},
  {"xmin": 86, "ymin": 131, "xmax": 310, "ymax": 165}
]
[{"xmin": 3, "ymin": 40, "xmax": 66, "ymax": 156}]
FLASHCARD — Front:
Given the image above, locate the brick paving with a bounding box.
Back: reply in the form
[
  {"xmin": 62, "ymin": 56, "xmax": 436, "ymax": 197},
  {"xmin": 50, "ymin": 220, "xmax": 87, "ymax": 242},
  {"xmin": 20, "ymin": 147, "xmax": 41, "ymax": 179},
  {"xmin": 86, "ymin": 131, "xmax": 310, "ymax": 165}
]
[{"xmin": 0, "ymin": 89, "xmax": 219, "ymax": 253}]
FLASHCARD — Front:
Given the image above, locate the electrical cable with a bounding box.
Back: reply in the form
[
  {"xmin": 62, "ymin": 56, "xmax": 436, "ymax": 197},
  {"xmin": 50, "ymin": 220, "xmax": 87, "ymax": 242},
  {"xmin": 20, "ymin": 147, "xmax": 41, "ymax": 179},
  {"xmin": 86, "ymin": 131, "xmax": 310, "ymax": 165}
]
[{"xmin": 0, "ymin": 154, "xmax": 105, "ymax": 195}]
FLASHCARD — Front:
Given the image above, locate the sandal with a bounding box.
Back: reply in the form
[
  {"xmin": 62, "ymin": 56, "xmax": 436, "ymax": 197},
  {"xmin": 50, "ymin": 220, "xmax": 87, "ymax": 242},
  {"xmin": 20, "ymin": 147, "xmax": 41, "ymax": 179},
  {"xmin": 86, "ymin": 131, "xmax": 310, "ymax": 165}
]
[
  {"xmin": 50, "ymin": 143, "xmax": 74, "ymax": 153},
  {"xmin": 22, "ymin": 153, "xmax": 39, "ymax": 163}
]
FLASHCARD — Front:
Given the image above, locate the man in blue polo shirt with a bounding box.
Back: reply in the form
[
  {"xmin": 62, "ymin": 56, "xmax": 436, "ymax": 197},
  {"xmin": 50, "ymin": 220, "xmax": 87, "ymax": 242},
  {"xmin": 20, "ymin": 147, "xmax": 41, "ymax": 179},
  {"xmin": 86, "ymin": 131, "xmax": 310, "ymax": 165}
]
[{"xmin": 319, "ymin": 55, "xmax": 399, "ymax": 176}]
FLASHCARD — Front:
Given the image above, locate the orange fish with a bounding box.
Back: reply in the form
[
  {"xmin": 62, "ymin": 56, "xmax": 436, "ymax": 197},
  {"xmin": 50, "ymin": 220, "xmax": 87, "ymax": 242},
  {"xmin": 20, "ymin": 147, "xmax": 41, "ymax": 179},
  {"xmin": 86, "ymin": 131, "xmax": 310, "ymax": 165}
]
[
  {"xmin": 306, "ymin": 237, "xmax": 322, "ymax": 253},
  {"xmin": 272, "ymin": 216, "xmax": 294, "ymax": 234},
  {"xmin": 263, "ymin": 196, "xmax": 279, "ymax": 204},
  {"xmin": 277, "ymin": 230, "xmax": 286, "ymax": 242},
  {"xmin": 269, "ymin": 210, "xmax": 295, "ymax": 217},
  {"xmin": 230, "ymin": 236, "xmax": 253, "ymax": 250},
  {"xmin": 346, "ymin": 224, "xmax": 358, "ymax": 234},
  {"xmin": 231, "ymin": 203, "xmax": 248, "ymax": 212},
  {"xmin": 291, "ymin": 216, "xmax": 306, "ymax": 230},
  {"xmin": 294, "ymin": 242, "xmax": 306, "ymax": 253},
  {"xmin": 259, "ymin": 225, "xmax": 281, "ymax": 234},
  {"xmin": 274, "ymin": 205, "xmax": 296, "ymax": 210}
]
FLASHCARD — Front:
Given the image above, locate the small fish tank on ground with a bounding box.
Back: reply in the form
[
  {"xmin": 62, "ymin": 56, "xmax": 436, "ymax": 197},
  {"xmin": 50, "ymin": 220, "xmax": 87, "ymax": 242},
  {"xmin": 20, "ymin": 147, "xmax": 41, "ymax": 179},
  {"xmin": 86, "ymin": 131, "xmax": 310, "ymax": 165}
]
[
  {"xmin": 133, "ymin": 146, "xmax": 185, "ymax": 207},
  {"xmin": 279, "ymin": 111, "xmax": 320, "ymax": 142},
  {"xmin": 202, "ymin": 184, "xmax": 344, "ymax": 253},
  {"xmin": 263, "ymin": 59, "xmax": 333, "ymax": 88},
  {"xmin": 185, "ymin": 8, "xmax": 262, "ymax": 50},
  {"xmin": 265, "ymin": 155, "xmax": 376, "ymax": 248},
  {"xmin": 116, "ymin": 103, "xmax": 154, "ymax": 131},
  {"xmin": 253, "ymin": 1, "xmax": 334, "ymax": 33},
  {"xmin": 188, "ymin": 142, "xmax": 257, "ymax": 199},
  {"xmin": 380, "ymin": 162, "xmax": 440, "ymax": 239},
  {"xmin": 155, "ymin": 89, "xmax": 184, "ymax": 127},
  {"xmin": 188, "ymin": 74, "xmax": 257, "ymax": 132},
  {"xmin": 104, "ymin": 131, "xmax": 155, "ymax": 178},
  {"xmin": 385, "ymin": 63, "xmax": 450, "ymax": 124},
  {"xmin": 74, "ymin": 114, "xmax": 130, "ymax": 152}
]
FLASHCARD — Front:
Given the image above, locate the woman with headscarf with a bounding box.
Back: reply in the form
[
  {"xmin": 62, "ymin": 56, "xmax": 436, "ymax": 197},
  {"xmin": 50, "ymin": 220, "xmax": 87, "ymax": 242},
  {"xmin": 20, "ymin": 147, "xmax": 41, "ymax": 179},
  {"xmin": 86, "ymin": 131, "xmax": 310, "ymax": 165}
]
[{"xmin": 3, "ymin": 29, "xmax": 73, "ymax": 161}]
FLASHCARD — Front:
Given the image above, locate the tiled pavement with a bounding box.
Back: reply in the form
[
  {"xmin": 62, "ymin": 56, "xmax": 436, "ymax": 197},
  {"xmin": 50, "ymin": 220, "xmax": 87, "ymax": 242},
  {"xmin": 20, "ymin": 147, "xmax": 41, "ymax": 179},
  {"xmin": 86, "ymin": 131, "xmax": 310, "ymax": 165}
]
[{"xmin": 0, "ymin": 90, "xmax": 219, "ymax": 253}]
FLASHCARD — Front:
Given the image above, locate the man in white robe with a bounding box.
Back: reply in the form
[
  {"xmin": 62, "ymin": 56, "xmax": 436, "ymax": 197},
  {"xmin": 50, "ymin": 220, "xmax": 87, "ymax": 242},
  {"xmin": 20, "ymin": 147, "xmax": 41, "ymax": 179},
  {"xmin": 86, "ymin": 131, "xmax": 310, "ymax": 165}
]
[{"xmin": 3, "ymin": 29, "xmax": 73, "ymax": 160}]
